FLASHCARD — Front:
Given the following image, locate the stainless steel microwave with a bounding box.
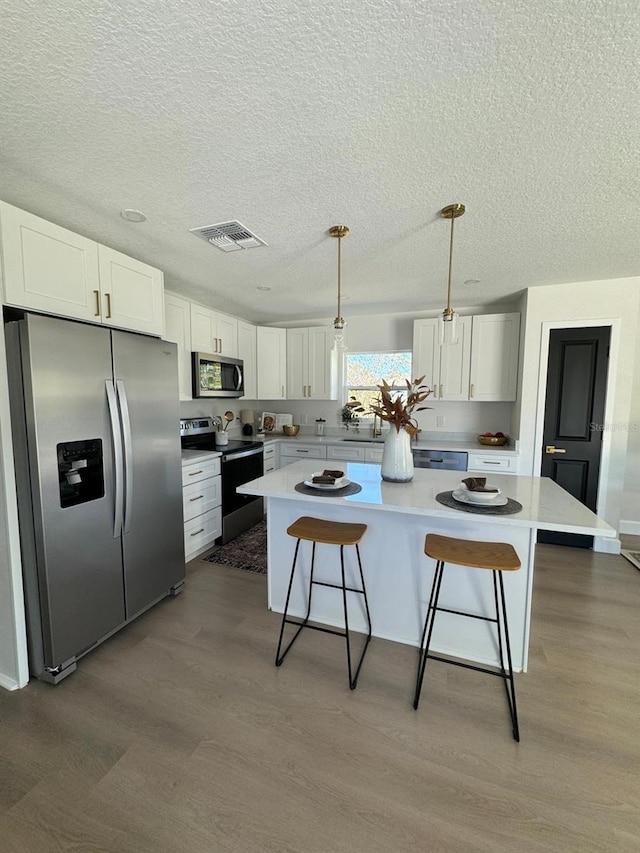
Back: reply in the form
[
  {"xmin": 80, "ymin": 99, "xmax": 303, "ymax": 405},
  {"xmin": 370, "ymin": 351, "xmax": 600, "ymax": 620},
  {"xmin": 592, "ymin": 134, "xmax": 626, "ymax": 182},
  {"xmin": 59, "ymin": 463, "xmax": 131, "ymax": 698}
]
[{"xmin": 192, "ymin": 352, "xmax": 244, "ymax": 398}]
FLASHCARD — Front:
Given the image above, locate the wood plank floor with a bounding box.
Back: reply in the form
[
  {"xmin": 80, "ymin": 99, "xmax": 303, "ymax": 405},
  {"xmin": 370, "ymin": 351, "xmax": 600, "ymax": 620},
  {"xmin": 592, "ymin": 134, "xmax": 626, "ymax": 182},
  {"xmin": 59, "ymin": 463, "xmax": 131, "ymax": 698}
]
[{"xmin": 1, "ymin": 539, "xmax": 639, "ymax": 852}]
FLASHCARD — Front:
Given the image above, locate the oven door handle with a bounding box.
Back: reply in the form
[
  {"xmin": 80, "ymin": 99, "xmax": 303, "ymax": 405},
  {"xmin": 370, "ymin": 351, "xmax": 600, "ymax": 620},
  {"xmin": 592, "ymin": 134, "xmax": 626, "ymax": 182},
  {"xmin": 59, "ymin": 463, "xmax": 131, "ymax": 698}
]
[{"xmin": 222, "ymin": 448, "xmax": 263, "ymax": 462}]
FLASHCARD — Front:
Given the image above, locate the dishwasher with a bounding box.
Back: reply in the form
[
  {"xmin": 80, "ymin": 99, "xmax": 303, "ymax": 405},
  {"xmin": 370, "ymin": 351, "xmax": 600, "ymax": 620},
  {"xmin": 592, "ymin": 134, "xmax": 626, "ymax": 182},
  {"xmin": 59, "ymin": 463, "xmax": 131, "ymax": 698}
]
[{"xmin": 412, "ymin": 449, "xmax": 468, "ymax": 471}]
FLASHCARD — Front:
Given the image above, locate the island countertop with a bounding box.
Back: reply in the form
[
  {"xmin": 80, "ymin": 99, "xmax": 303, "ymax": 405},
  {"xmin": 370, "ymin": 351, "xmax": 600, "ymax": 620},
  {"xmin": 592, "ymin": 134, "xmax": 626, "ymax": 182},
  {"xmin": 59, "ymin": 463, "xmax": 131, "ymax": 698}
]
[{"xmin": 238, "ymin": 461, "xmax": 616, "ymax": 539}]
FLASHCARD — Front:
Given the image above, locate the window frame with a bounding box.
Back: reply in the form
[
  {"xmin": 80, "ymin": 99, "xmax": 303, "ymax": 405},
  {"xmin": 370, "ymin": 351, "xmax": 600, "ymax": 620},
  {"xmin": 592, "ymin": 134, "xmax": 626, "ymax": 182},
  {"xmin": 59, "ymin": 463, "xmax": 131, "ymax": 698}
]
[{"xmin": 343, "ymin": 350, "xmax": 413, "ymax": 420}]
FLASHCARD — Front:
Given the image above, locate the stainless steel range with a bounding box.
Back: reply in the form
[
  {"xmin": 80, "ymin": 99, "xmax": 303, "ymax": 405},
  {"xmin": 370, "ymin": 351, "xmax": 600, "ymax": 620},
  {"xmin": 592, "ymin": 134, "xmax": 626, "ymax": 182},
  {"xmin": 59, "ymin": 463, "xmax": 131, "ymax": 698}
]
[{"xmin": 180, "ymin": 417, "xmax": 264, "ymax": 543}]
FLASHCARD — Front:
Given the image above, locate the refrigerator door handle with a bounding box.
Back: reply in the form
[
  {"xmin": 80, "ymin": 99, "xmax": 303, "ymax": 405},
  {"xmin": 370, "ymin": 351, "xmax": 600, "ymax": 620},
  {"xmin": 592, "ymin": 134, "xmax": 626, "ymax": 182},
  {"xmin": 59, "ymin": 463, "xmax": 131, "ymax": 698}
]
[
  {"xmin": 105, "ymin": 380, "xmax": 124, "ymax": 538},
  {"xmin": 116, "ymin": 379, "xmax": 134, "ymax": 534}
]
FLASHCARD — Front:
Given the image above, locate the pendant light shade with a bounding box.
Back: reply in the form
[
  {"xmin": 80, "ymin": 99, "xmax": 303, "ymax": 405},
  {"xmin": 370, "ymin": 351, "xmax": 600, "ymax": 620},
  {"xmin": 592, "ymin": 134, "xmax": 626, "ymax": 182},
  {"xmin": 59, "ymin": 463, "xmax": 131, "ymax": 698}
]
[
  {"xmin": 329, "ymin": 224, "xmax": 349, "ymax": 351},
  {"xmin": 439, "ymin": 203, "xmax": 465, "ymax": 346}
]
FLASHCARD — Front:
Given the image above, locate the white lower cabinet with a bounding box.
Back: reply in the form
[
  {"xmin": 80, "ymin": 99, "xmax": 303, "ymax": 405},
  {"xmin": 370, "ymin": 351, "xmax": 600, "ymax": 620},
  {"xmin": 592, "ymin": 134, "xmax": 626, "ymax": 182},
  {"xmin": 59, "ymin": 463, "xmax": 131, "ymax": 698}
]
[
  {"xmin": 263, "ymin": 443, "xmax": 278, "ymax": 474},
  {"xmin": 279, "ymin": 443, "xmax": 327, "ymax": 466},
  {"xmin": 182, "ymin": 455, "xmax": 222, "ymax": 560},
  {"xmin": 466, "ymin": 452, "xmax": 518, "ymax": 475},
  {"xmin": 327, "ymin": 444, "xmax": 385, "ymax": 464}
]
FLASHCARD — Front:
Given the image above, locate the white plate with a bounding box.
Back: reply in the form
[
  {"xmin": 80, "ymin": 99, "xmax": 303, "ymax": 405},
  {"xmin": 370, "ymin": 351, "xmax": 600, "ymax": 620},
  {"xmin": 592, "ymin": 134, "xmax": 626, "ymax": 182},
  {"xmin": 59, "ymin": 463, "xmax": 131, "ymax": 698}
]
[
  {"xmin": 452, "ymin": 488, "xmax": 508, "ymax": 507},
  {"xmin": 304, "ymin": 476, "xmax": 350, "ymax": 491}
]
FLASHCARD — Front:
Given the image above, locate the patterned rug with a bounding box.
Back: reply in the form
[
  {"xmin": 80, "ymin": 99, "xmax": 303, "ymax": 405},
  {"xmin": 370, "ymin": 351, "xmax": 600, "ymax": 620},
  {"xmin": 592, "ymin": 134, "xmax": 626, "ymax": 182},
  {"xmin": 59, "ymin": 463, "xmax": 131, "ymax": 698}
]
[{"xmin": 202, "ymin": 520, "xmax": 267, "ymax": 574}]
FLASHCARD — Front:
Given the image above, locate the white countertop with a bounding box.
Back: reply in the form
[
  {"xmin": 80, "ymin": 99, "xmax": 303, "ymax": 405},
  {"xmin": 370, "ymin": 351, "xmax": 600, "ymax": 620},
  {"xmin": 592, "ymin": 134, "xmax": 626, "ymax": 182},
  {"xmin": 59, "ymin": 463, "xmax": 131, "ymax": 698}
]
[
  {"xmin": 238, "ymin": 460, "xmax": 615, "ymax": 537},
  {"xmin": 257, "ymin": 434, "xmax": 519, "ymax": 456}
]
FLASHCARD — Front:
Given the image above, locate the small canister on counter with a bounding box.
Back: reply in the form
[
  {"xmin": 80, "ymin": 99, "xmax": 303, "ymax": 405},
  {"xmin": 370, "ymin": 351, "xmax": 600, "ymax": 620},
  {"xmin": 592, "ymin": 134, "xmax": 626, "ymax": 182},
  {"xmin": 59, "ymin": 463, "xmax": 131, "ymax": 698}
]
[{"xmin": 315, "ymin": 418, "xmax": 326, "ymax": 436}]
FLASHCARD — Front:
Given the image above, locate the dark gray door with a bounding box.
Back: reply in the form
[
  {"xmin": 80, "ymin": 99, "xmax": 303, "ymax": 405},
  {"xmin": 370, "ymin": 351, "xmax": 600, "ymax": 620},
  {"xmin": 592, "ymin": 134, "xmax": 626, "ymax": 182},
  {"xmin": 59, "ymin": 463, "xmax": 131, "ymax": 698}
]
[
  {"xmin": 111, "ymin": 331, "xmax": 185, "ymax": 617},
  {"xmin": 14, "ymin": 315, "xmax": 126, "ymax": 667},
  {"xmin": 539, "ymin": 327, "xmax": 610, "ymax": 548}
]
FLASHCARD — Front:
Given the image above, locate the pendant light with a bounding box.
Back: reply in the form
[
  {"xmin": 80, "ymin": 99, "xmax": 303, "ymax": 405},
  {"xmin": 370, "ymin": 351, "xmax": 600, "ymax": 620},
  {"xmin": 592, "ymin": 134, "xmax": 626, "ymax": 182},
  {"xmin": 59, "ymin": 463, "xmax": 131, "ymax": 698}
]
[
  {"xmin": 329, "ymin": 224, "xmax": 349, "ymax": 350},
  {"xmin": 439, "ymin": 203, "xmax": 465, "ymax": 345}
]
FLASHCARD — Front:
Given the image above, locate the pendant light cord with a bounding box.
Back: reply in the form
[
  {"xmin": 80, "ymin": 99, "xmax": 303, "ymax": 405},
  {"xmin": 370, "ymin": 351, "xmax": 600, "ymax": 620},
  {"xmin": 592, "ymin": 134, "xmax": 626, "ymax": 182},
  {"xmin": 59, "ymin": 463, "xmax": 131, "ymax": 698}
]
[{"xmin": 446, "ymin": 213, "xmax": 455, "ymax": 314}]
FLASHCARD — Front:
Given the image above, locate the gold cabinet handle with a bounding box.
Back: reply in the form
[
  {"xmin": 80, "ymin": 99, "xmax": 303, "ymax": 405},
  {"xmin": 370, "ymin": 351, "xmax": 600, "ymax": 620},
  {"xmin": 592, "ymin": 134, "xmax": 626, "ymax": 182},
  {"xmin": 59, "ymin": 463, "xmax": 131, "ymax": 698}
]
[
  {"xmin": 545, "ymin": 446, "xmax": 567, "ymax": 454},
  {"xmin": 308, "ymin": 385, "xmax": 311, "ymax": 397},
  {"xmin": 105, "ymin": 293, "xmax": 112, "ymax": 319},
  {"xmin": 439, "ymin": 384, "xmax": 443, "ymax": 398},
  {"xmin": 470, "ymin": 384, "xmax": 475, "ymax": 398},
  {"xmin": 303, "ymin": 385, "xmax": 306, "ymax": 398},
  {"xmin": 281, "ymin": 385, "xmax": 285, "ymax": 397},
  {"xmin": 94, "ymin": 290, "xmax": 101, "ymax": 316},
  {"xmin": 218, "ymin": 337, "xmax": 222, "ymax": 353}
]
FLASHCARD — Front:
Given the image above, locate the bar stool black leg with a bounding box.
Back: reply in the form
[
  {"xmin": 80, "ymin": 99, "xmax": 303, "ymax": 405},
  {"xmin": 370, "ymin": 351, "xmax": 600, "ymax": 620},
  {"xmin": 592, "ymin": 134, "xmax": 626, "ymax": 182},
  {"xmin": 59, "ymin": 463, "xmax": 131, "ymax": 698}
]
[
  {"xmin": 494, "ymin": 571, "xmax": 520, "ymax": 741},
  {"xmin": 413, "ymin": 560, "xmax": 445, "ymax": 710},
  {"xmin": 275, "ymin": 538, "xmax": 307, "ymax": 666},
  {"xmin": 339, "ymin": 543, "xmax": 373, "ymax": 690}
]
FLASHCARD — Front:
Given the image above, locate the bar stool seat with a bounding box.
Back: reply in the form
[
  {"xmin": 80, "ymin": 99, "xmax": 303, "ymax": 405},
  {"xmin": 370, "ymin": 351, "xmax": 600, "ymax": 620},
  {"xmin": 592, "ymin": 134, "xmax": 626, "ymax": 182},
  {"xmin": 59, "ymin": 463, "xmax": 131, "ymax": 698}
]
[
  {"xmin": 414, "ymin": 533, "xmax": 522, "ymax": 741},
  {"xmin": 275, "ymin": 516, "xmax": 371, "ymax": 690}
]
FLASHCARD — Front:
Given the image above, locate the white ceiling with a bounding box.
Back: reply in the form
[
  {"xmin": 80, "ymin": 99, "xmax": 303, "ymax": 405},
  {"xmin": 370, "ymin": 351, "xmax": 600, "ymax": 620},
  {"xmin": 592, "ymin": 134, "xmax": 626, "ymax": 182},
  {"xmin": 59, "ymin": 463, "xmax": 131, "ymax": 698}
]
[{"xmin": 1, "ymin": 0, "xmax": 638, "ymax": 324}]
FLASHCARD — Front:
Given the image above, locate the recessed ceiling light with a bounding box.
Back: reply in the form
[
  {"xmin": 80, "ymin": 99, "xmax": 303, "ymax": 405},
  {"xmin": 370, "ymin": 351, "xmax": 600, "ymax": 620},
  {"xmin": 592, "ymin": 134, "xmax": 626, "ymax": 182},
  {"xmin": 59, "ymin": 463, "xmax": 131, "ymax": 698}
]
[
  {"xmin": 464, "ymin": 278, "xmax": 481, "ymax": 285},
  {"xmin": 256, "ymin": 286, "xmax": 271, "ymax": 292},
  {"xmin": 120, "ymin": 209, "xmax": 147, "ymax": 223}
]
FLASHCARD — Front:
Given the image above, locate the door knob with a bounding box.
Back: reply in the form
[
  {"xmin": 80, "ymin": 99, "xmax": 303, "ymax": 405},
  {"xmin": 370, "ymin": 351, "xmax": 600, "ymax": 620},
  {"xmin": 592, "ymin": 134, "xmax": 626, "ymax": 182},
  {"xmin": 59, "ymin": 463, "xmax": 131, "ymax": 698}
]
[{"xmin": 545, "ymin": 445, "xmax": 567, "ymax": 454}]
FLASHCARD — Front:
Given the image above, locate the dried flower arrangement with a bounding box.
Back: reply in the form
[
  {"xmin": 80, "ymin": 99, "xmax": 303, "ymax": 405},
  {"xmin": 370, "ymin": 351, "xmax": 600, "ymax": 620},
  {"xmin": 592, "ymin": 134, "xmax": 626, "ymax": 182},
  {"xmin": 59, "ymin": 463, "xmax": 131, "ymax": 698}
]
[{"xmin": 370, "ymin": 376, "xmax": 432, "ymax": 435}]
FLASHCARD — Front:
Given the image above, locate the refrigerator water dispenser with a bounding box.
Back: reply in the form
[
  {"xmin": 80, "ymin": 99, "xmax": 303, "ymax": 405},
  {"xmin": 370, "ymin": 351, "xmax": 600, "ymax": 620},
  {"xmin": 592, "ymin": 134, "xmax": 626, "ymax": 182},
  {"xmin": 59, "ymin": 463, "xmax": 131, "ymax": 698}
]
[{"xmin": 57, "ymin": 439, "xmax": 105, "ymax": 508}]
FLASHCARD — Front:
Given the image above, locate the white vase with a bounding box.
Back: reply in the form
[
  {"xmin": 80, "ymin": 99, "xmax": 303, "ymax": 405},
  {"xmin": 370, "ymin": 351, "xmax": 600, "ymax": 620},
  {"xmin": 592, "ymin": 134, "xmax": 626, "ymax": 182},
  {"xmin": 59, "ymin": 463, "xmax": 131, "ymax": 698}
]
[{"xmin": 381, "ymin": 427, "xmax": 414, "ymax": 483}]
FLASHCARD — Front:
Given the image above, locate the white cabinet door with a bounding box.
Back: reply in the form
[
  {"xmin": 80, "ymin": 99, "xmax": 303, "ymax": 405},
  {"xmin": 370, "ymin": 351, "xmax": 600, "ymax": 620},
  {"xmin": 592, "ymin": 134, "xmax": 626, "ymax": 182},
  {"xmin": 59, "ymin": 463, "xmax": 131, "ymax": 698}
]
[
  {"xmin": 237, "ymin": 320, "xmax": 257, "ymax": 399},
  {"xmin": 98, "ymin": 245, "xmax": 164, "ymax": 336},
  {"xmin": 0, "ymin": 201, "xmax": 100, "ymax": 320},
  {"xmin": 190, "ymin": 304, "xmax": 217, "ymax": 353},
  {"xmin": 439, "ymin": 315, "xmax": 472, "ymax": 400},
  {"xmin": 469, "ymin": 313, "xmax": 520, "ymax": 402},
  {"xmin": 412, "ymin": 319, "xmax": 441, "ymax": 396},
  {"xmin": 216, "ymin": 312, "xmax": 238, "ymax": 357},
  {"xmin": 286, "ymin": 327, "xmax": 308, "ymax": 399},
  {"xmin": 163, "ymin": 292, "xmax": 192, "ymax": 400},
  {"xmin": 412, "ymin": 316, "xmax": 471, "ymax": 400},
  {"xmin": 257, "ymin": 326, "xmax": 287, "ymax": 399},
  {"xmin": 308, "ymin": 327, "xmax": 336, "ymax": 399}
]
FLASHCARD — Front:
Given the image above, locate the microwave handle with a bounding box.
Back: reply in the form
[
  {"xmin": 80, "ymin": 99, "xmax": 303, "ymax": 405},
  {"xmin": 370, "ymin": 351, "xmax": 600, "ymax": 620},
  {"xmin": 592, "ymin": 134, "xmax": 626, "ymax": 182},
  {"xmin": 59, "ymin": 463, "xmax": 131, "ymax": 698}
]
[{"xmin": 235, "ymin": 364, "xmax": 242, "ymax": 391}]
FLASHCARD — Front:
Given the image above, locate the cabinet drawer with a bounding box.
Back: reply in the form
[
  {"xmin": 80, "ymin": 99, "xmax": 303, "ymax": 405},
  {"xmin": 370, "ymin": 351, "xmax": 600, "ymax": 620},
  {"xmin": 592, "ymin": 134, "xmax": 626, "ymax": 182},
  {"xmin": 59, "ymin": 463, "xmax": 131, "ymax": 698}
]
[
  {"xmin": 327, "ymin": 444, "xmax": 366, "ymax": 462},
  {"xmin": 181, "ymin": 456, "xmax": 221, "ymax": 486},
  {"xmin": 264, "ymin": 462, "xmax": 276, "ymax": 474},
  {"xmin": 263, "ymin": 444, "xmax": 276, "ymax": 459},
  {"xmin": 182, "ymin": 476, "xmax": 221, "ymax": 522},
  {"xmin": 467, "ymin": 453, "xmax": 517, "ymax": 474},
  {"xmin": 279, "ymin": 444, "xmax": 327, "ymax": 460},
  {"xmin": 184, "ymin": 507, "xmax": 221, "ymax": 560},
  {"xmin": 365, "ymin": 447, "xmax": 384, "ymax": 464}
]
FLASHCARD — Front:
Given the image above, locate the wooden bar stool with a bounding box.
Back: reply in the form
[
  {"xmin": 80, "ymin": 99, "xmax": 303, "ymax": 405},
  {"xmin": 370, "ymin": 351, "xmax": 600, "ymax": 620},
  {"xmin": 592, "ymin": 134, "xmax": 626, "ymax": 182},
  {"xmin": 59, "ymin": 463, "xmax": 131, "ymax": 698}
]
[
  {"xmin": 275, "ymin": 516, "xmax": 371, "ymax": 690},
  {"xmin": 414, "ymin": 533, "xmax": 522, "ymax": 741}
]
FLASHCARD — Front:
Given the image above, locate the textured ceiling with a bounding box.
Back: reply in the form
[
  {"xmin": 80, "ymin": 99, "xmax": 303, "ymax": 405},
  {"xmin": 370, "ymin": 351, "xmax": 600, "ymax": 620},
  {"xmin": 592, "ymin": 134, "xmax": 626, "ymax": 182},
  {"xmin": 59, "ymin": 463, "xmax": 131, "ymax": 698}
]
[{"xmin": 1, "ymin": 0, "xmax": 638, "ymax": 324}]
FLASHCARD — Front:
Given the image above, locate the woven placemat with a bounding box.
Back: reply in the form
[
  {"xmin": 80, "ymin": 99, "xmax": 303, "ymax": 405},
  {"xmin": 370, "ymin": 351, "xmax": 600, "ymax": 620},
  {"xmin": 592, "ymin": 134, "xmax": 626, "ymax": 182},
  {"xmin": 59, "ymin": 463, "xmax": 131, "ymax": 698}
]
[
  {"xmin": 295, "ymin": 481, "xmax": 362, "ymax": 498},
  {"xmin": 436, "ymin": 491, "xmax": 523, "ymax": 515}
]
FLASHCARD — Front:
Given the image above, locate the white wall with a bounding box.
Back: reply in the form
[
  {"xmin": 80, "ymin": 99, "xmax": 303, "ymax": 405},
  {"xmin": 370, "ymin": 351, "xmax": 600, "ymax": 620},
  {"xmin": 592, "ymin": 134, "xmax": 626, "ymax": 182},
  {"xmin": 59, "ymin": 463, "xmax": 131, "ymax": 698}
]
[
  {"xmin": 516, "ymin": 277, "xmax": 640, "ymax": 538},
  {"xmin": 0, "ymin": 320, "xmax": 29, "ymax": 689},
  {"xmin": 621, "ymin": 329, "xmax": 640, "ymax": 533}
]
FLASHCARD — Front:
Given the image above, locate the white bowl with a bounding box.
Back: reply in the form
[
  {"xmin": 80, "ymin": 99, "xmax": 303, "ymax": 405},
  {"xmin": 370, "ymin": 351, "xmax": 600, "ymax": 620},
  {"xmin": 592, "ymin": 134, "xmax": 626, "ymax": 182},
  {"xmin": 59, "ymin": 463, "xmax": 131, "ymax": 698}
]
[{"xmin": 458, "ymin": 482, "xmax": 502, "ymax": 503}]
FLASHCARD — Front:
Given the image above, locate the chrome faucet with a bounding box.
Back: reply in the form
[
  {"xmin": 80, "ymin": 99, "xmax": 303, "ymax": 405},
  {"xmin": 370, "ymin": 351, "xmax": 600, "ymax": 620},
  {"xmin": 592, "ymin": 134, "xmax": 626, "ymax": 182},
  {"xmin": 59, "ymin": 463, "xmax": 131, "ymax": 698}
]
[{"xmin": 372, "ymin": 413, "xmax": 383, "ymax": 438}]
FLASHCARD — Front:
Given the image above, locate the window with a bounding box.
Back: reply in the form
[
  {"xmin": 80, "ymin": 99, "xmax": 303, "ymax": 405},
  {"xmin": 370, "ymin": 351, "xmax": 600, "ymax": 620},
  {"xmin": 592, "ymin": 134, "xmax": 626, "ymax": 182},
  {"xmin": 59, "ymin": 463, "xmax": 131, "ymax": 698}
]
[{"xmin": 345, "ymin": 351, "xmax": 412, "ymax": 419}]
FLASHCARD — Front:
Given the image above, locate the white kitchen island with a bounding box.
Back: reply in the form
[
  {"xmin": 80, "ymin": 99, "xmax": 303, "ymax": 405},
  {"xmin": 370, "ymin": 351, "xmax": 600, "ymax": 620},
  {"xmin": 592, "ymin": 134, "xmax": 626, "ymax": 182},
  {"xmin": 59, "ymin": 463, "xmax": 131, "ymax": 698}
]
[{"xmin": 238, "ymin": 461, "xmax": 616, "ymax": 672}]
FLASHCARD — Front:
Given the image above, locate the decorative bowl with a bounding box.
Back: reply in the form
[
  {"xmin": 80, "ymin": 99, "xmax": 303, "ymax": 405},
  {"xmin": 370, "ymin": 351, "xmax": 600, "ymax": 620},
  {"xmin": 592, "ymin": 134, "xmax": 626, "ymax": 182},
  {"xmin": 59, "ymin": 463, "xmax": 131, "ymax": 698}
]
[
  {"xmin": 478, "ymin": 435, "xmax": 508, "ymax": 446},
  {"xmin": 282, "ymin": 424, "xmax": 300, "ymax": 436}
]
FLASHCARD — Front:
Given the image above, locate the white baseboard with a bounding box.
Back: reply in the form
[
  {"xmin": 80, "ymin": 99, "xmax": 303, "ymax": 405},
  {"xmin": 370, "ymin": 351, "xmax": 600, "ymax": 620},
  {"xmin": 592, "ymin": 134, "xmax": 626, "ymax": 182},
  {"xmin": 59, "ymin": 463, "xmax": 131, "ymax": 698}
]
[
  {"xmin": 594, "ymin": 536, "xmax": 621, "ymax": 554},
  {"xmin": 619, "ymin": 520, "xmax": 640, "ymax": 536},
  {"xmin": 0, "ymin": 671, "xmax": 25, "ymax": 691}
]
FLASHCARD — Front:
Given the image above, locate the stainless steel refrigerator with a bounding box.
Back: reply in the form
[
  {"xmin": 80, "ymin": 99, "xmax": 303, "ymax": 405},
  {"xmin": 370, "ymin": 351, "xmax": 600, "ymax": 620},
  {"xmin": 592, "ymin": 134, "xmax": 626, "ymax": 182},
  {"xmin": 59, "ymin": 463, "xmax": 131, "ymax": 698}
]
[{"xmin": 6, "ymin": 313, "xmax": 185, "ymax": 683}]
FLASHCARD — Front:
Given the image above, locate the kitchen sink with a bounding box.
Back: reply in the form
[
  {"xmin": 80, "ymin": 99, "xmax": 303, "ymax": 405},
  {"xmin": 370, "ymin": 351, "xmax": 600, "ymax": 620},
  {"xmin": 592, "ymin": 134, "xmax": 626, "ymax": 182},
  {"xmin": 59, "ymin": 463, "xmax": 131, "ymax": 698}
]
[{"xmin": 340, "ymin": 437, "xmax": 385, "ymax": 443}]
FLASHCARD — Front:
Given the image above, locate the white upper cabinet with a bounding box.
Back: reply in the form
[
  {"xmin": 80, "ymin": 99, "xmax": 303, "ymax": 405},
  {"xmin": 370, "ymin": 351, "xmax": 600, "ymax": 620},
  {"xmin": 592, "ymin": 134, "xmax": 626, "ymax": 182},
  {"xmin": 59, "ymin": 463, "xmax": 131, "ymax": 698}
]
[
  {"xmin": 97, "ymin": 245, "xmax": 164, "ymax": 336},
  {"xmin": 0, "ymin": 201, "xmax": 164, "ymax": 336},
  {"xmin": 469, "ymin": 313, "xmax": 520, "ymax": 402},
  {"xmin": 286, "ymin": 326, "xmax": 336, "ymax": 400},
  {"xmin": 237, "ymin": 319, "xmax": 257, "ymax": 400},
  {"xmin": 190, "ymin": 303, "xmax": 238, "ymax": 357},
  {"xmin": 257, "ymin": 326, "xmax": 287, "ymax": 399},
  {"xmin": 413, "ymin": 313, "xmax": 520, "ymax": 402},
  {"xmin": 163, "ymin": 292, "xmax": 192, "ymax": 400},
  {"xmin": 412, "ymin": 316, "xmax": 472, "ymax": 401}
]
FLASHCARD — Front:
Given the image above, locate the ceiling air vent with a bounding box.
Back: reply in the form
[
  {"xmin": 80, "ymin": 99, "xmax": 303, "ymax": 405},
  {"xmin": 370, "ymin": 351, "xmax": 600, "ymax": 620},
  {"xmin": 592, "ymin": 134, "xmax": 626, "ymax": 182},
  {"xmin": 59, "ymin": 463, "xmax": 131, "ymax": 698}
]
[{"xmin": 189, "ymin": 220, "xmax": 267, "ymax": 253}]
